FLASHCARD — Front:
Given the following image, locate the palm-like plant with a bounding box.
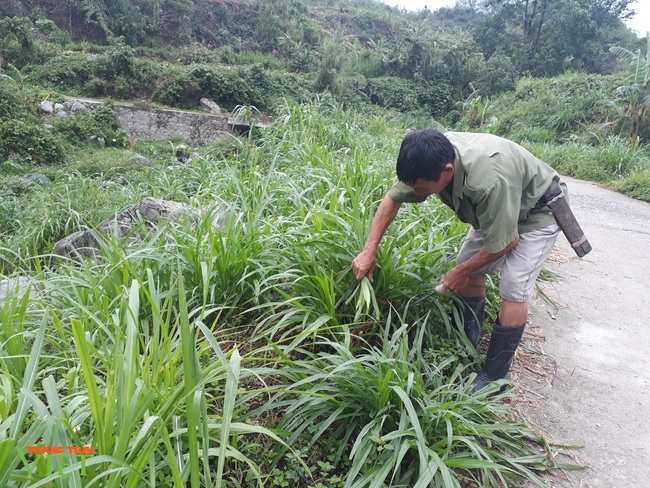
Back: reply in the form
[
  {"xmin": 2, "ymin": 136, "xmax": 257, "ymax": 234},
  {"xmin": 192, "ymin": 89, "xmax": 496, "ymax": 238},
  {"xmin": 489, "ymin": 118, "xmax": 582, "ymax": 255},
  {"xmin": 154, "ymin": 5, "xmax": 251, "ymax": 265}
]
[{"xmin": 609, "ymin": 33, "xmax": 650, "ymax": 142}]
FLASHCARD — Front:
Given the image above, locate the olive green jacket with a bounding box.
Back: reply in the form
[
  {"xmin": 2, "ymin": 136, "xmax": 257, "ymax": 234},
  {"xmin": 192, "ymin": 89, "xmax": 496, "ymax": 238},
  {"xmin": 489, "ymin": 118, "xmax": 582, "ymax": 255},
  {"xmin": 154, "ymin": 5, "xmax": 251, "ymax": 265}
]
[{"xmin": 387, "ymin": 132, "xmax": 563, "ymax": 253}]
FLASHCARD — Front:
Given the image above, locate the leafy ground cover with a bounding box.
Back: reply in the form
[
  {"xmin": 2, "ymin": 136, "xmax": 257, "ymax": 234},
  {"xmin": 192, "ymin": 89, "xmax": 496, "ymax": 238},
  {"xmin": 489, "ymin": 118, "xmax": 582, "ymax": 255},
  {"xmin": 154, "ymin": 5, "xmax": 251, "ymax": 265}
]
[{"xmin": 0, "ymin": 101, "xmax": 573, "ymax": 487}]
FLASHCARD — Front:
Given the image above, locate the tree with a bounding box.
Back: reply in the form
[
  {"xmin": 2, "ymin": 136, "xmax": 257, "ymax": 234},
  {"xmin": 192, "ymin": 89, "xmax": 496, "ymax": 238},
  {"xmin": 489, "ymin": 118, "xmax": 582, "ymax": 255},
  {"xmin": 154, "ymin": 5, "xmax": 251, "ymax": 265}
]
[
  {"xmin": 474, "ymin": 0, "xmax": 637, "ymax": 76},
  {"xmin": 0, "ymin": 17, "xmax": 37, "ymax": 69},
  {"xmin": 315, "ymin": 25, "xmax": 357, "ymax": 94},
  {"xmin": 609, "ymin": 34, "xmax": 650, "ymax": 141}
]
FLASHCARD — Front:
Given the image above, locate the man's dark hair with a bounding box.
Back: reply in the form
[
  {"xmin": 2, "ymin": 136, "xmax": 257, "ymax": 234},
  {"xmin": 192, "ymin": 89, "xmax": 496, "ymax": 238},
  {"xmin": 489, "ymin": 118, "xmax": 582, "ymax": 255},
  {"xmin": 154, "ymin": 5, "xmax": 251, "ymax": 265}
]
[{"xmin": 396, "ymin": 128, "xmax": 455, "ymax": 184}]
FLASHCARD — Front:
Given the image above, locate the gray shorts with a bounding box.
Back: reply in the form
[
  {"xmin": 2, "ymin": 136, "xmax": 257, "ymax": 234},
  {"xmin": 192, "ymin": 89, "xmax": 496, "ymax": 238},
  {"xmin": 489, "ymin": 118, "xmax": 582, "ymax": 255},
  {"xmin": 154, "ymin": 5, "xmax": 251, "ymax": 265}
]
[{"xmin": 456, "ymin": 223, "xmax": 560, "ymax": 303}]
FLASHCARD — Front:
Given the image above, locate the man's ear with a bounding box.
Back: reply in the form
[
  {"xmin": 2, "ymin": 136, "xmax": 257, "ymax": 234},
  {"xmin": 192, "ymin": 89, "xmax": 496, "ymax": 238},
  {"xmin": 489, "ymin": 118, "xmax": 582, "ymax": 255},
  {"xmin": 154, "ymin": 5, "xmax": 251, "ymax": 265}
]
[{"xmin": 442, "ymin": 163, "xmax": 454, "ymax": 178}]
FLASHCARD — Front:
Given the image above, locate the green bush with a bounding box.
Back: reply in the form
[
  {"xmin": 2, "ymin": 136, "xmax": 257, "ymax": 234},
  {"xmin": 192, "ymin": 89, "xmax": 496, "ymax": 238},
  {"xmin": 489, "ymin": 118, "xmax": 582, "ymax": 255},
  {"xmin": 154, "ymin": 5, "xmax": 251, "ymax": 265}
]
[
  {"xmin": 0, "ymin": 120, "xmax": 66, "ymax": 165},
  {"xmin": 416, "ymin": 81, "xmax": 453, "ymax": 117},
  {"xmin": 187, "ymin": 64, "xmax": 294, "ymax": 111},
  {"xmin": 52, "ymin": 104, "xmax": 130, "ymax": 148},
  {"xmin": 35, "ymin": 18, "xmax": 57, "ymax": 32},
  {"xmin": 152, "ymin": 66, "xmax": 201, "ymax": 107},
  {"xmin": 364, "ymin": 77, "xmax": 419, "ymax": 112},
  {"xmin": 526, "ymin": 138, "xmax": 648, "ymax": 182},
  {"xmin": 0, "ymin": 174, "xmax": 36, "ymax": 198},
  {"xmin": 51, "ymin": 30, "xmax": 72, "ymax": 46},
  {"xmin": 614, "ymin": 170, "xmax": 650, "ymax": 201},
  {"xmin": 0, "ymin": 73, "xmax": 30, "ymax": 123},
  {"xmin": 83, "ymin": 76, "xmax": 108, "ymax": 96},
  {"xmin": 0, "ymin": 17, "xmax": 39, "ymax": 69},
  {"xmin": 489, "ymin": 72, "xmax": 623, "ymax": 142},
  {"xmin": 176, "ymin": 42, "xmax": 220, "ymax": 65},
  {"xmin": 473, "ymin": 53, "xmax": 517, "ymax": 97},
  {"xmin": 24, "ymin": 54, "xmax": 94, "ymax": 91},
  {"xmin": 220, "ymin": 47, "xmax": 286, "ymax": 69},
  {"xmin": 362, "ymin": 77, "xmax": 452, "ymax": 117},
  {"xmin": 107, "ymin": 43, "xmax": 135, "ymax": 77}
]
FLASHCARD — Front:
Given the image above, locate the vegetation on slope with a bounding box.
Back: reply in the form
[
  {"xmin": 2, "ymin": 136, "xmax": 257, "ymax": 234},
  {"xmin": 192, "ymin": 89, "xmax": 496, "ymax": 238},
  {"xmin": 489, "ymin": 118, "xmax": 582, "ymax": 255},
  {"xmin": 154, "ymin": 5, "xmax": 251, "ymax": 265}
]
[
  {"xmin": 0, "ymin": 101, "xmax": 571, "ymax": 487},
  {"xmin": 0, "ymin": 1, "xmax": 649, "ymax": 486}
]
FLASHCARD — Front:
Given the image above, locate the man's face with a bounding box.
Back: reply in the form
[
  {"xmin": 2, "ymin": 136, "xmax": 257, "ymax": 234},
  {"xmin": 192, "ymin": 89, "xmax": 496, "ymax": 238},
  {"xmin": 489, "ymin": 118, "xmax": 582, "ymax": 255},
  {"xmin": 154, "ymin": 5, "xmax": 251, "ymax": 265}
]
[{"xmin": 407, "ymin": 164, "xmax": 454, "ymax": 197}]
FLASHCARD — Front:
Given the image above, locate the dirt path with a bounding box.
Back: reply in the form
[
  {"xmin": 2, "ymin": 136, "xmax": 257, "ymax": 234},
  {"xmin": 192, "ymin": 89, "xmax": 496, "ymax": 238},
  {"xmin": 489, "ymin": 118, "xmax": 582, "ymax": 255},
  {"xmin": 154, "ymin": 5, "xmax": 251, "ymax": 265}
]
[{"xmin": 518, "ymin": 176, "xmax": 650, "ymax": 486}]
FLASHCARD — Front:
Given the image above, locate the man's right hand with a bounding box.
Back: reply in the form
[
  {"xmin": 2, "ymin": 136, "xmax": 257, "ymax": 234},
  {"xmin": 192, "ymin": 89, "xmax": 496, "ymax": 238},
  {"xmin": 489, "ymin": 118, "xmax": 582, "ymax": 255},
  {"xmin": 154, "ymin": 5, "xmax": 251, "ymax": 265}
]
[
  {"xmin": 350, "ymin": 195, "xmax": 402, "ymax": 283},
  {"xmin": 351, "ymin": 250, "xmax": 377, "ymax": 282}
]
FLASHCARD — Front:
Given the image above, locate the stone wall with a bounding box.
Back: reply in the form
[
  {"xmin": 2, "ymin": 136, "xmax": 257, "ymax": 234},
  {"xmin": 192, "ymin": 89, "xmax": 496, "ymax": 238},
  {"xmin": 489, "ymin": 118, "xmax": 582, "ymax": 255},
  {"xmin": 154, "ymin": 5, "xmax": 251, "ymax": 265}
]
[{"xmin": 114, "ymin": 104, "xmax": 231, "ymax": 146}]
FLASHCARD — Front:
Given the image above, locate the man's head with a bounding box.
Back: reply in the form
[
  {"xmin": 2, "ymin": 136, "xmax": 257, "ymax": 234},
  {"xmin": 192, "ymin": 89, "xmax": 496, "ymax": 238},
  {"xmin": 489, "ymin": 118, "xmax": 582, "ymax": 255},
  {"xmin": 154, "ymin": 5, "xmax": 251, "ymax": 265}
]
[
  {"xmin": 396, "ymin": 127, "xmax": 455, "ymax": 197},
  {"xmin": 397, "ymin": 127, "xmax": 455, "ymax": 183}
]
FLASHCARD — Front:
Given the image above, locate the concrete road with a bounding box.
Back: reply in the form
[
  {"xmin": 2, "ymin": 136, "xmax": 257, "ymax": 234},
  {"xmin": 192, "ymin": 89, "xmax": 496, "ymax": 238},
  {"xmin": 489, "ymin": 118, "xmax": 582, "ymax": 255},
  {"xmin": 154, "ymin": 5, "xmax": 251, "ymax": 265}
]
[{"xmin": 520, "ymin": 176, "xmax": 650, "ymax": 487}]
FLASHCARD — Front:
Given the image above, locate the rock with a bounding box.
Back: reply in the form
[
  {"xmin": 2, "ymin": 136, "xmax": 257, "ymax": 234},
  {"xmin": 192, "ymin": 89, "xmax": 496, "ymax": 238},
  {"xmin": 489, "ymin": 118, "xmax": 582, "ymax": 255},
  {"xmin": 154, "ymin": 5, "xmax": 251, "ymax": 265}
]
[
  {"xmin": 124, "ymin": 150, "xmax": 151, "ymax": 165},
  {"xmin": 53, "ymin": 197, "xmax": 225, "ymax": 259},
  {"xmin": 22, "ymin": 173, "xmax": 51, "ymax": 186},
  {"xmin": 42, "ymin": 124, "xmax": 54, "ymax": 130},
  {"xmin": 200, "ymin": 98, "xmax": 221, "ymax": 114},
  {"xmin": 56, "ymin": 111, "xmax": 69, "ymax": 118},
  {"xmin": 40, "ymin": 101, "xmax": 53, "ymax": 113},
  {"xmin": 198, "ymin": 203, "xmax": 225, "ymax": 228},
  {"xmin": 86, "ymin": 54, "xmax": 98, "ymax": 61},
  {"xmin": 53, "ymin": 230, "xmax": 101, "ymax": 259},
  {"xmin": 175, "ymin": 146, "xmax": 191, "ymax": 164},
  {"xmin": 135, "ymin": 154, "xmax": 151, "ymax": 165},
  {"xmin": 0, "ymin": 277, "xmax": 37, "ymax": 301},
  {"xmin": 54, "ymin": 103, "xmax": 65, "ymax": 110},
  {"xmin": 71, "ymin": 102, "xmax": 88, "ymax": 112}
]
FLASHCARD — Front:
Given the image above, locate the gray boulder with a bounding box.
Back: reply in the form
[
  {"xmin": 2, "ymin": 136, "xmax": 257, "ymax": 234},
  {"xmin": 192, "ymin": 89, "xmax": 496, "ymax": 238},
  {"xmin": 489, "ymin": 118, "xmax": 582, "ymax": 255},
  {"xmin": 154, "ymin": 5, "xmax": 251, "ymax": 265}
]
[
  {"xmin": 22, "ymin": 173, "xmax": 52, "ymax": 186},
  {"xmin": 56, "ymin": 111, "xmax": 69, "ymax": 118},
  {"xmin": 200, "ymin": 98, "xmax": 221, "ymax": 114},
  {"xmin": 71, "ymin": 102, "xmax": 88, "ymax": 112},
  {"xmin": 40, "ymin": 101, "xmax": 54, "ymax": 113},
  {"xmin": 175, "ymin": 146, "xmax": 192, "ymax": 164},
  {"xmin": 53, "ymin": 197, "xmax": 225, "ymax": 259},
  {"xmin": 135, "ymin": 154, "xmax": 151, "ymax": 165}
]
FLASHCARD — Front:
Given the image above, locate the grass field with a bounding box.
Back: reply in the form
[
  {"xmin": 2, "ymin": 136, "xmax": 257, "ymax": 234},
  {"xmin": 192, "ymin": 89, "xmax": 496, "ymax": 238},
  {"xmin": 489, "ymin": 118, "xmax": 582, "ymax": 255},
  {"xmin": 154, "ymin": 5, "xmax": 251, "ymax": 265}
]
[{"xmin": 0, "ymin": 99, "xmax": 594, "ymax": 486}]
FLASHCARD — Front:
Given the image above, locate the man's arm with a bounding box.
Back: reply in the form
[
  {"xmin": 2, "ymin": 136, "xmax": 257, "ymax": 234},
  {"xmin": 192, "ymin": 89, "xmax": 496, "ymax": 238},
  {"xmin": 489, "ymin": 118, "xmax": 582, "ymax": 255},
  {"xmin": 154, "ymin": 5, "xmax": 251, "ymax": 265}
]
[
  {"xmin": 439, "ymin": 236, "xmax": 520, "ymax": 293},
  {"xmin": 351, "ymin": 194, "xmax": 403, "ymax": 282}
]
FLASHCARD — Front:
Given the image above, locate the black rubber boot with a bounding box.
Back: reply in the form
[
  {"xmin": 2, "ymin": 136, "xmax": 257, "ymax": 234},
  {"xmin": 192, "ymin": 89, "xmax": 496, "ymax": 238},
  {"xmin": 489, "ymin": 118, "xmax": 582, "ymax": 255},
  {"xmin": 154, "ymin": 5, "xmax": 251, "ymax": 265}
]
[
  {"xmin": 456, "ymin": 296, "xmax": 485, "ymax": 350},
  {"xmin": 472, "ymin": 322, "xmax": 525, "ymax": 393}
]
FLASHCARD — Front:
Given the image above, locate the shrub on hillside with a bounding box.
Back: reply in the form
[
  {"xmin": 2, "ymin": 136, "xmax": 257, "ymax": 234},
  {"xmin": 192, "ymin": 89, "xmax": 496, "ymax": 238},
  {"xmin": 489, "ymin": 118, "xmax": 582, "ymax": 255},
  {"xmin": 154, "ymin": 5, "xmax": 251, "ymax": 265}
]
[
  {"xmin": 0, "ymin": 17, "xmax": 41, "ymax": 69},
  {"xmin": 415, "ymin": 81, "xmax": 453, "ymax": 117},
  {"xmin": 363, "ymin": 77, "xmax": 452, "ymax": 117},
  {"xmin": 0, "ymin": 175, "xmax": 39, "ymax": 199},
  {"xmin": 24, "ymin": 54, "xmax": 95, "ymax": 91},
  {"xmin": 0, "ymin": 120, "xmax": 66, "ymax": 165},
  {"xmin": 52, "ymin": 104, "xmax": 130, "ymax": 148},
  {"xmin": 526, "ymin": 137, "xmax": 648, "ymax": 182},
  {"xmin": 152, "ymin": 66, "xmax": 201, "ymax": 107},
  {"xmin": 489, "ymin": 72, "xmax": 624, "ymax": 141},
  {"xmin": 105, "ymin": 40, "xmax": 136, "ymax": 77},
  {"xmin": 0, "ymin": 73, "xmax": 30, "ymax": 123},
  {"xmin": 614, "ymin": 170, "xmax": 650, "ymax": 201},
  {"xmin": 473, "ymin": 52, "xmax": 517, "ymax": 97},
  {"xmin": 364, "ymin": 77, "xmax": 419, "ymax": 112}
]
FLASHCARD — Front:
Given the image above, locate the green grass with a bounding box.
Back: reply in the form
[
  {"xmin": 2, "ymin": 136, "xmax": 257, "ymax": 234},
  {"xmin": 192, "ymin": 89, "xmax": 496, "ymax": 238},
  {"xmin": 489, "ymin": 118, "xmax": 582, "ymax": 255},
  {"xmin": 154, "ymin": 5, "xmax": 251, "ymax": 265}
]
[
  {"xmin": 1, "ymin": 99, "xmax": 575, "ymax": 486},
  {"xmin": 524, "ymin": 136, "xmax": 649, "ymax": 183}
]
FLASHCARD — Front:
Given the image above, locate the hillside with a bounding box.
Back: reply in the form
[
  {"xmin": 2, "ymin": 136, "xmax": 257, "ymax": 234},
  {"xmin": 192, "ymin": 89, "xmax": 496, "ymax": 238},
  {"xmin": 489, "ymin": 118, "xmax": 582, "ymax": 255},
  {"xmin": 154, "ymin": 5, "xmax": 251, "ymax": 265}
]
[{"xmin": 0, "ymin": 0, "xmax": 643, "ymax": 117}]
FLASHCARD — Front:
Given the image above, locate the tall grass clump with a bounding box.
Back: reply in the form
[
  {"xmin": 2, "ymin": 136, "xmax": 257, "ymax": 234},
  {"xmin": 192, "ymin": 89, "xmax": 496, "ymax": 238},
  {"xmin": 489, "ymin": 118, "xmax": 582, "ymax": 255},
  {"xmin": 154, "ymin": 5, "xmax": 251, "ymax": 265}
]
[
  {"xmin": 525, "ymin": 136, "xmax": 650, "ymax": 182},
  {"xmin": 1, "ymin": 99, "xmax": 567, "ymax": 486},
  {"xmin": 249, "ymin": 317, "xmax": 556, "ymax": 487},
  {"xmin": 486, "ymin": 72, "xmax": 622, "ymax": 143}
]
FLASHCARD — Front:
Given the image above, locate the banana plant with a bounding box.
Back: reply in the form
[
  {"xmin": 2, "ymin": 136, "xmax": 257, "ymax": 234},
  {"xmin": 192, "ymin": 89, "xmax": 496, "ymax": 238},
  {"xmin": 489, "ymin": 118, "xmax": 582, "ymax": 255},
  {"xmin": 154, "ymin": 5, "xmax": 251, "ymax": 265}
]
[{"xmin": 609, "ymin": 33, "xmax": 650, "ymax": 142}]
